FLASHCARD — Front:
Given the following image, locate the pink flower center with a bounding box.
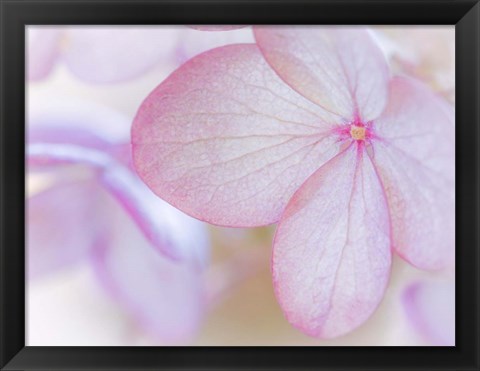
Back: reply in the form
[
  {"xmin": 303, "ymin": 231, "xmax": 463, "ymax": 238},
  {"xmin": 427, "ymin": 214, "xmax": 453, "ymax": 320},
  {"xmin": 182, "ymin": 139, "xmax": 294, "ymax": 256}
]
[
  {"xmin": 350, "ymin": 125, "xmax": 366, "ymax": 141},
  {"xmin": 334, "ymin": 121, "xmax": 373, "ymax": 143}
]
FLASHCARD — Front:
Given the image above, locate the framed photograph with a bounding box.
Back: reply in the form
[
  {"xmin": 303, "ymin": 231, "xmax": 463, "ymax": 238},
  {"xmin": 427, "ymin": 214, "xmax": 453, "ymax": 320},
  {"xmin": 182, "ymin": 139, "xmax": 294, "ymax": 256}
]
[{"xmin": 1, "ymin": 0, "xmax": 479, "ymax": 370}]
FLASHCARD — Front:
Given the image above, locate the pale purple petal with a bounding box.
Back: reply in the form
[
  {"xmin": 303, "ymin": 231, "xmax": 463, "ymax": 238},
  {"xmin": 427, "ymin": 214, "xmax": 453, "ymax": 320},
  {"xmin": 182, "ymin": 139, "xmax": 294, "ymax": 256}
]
[
  {"xmin": 27, "ymin": 181, "xmax": 99, "ymax": 279},
  {"xmin": 403, "ymin": 281, "xmax": 455, "ymax": 345},
  {"xmin": 27, "ymin": 27, "xmax": 62, "ymax": 81},
  {"xmin": 28, "ymin": 178, "xmax": 206, "ymax": 343},
  {"xmin": 28, "ymin": 101, "xmax": 209, "ymax": 264},
  {"xmin": 100, "ymin": 162, "xmax": 210, "ymax": 266},
  {"xmin": 91, "ymin": 186, "xmax": 205, "ymax": 344},
  {"xmin": 62, "ymin": 26, "xmax": 179, "ymax": 83},
  {"xmin": 175, "ymin": 26, "xmax": 254, "ymax": 64},
  {"xmin": 28, "ymin": 141, "xmax": 208, "ymax": 265},
  {"xmin": 27, "ymin": 97, "xmax": 131, "ymax": 176}
]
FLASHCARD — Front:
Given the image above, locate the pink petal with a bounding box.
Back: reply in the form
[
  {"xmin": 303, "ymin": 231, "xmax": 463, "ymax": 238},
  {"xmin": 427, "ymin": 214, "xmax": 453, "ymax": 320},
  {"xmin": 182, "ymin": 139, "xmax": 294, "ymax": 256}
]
[
  {"xmin": 62, "ymin": 27, "xmax": 179, "ymax": 83},
  {"xmin": 132, "ymin": 44, "xmax": 342, "ymax": 227},
  {"xmin": 403, "ymin": 281, "xmax": 455, "ymax": 345},
  {"xmin": 27, "ymin": 27, "xmax": 62, "ymax": 81},
  {"xmin": 27, "ymin": 181, "xmax": 98, "ymax": 279},
  {"xmin": 91, "ymin": 187, "xmax": 205, "ymax": 344},
  {"xmin": 28, "ymin": 103, "xmax": 209, "ymax": 265},
  {"xmin": 372, "ymin": 77, "xmax": 455, "ymax": 270},
  {"xmin": 273, "ymin": 145, "xmax": 392, "ymax": 338},
  {"xmin": 254, "ymin": 26, "xmax": 390, "ymax": 121}
]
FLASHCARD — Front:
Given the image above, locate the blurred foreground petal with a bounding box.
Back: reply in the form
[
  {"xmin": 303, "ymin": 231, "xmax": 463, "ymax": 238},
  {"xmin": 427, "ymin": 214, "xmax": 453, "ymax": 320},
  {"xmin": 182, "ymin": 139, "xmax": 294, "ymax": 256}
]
[
  {"xmin": 63, "ymin": 27, "xmax": 179, "ymax": 83},
  {"xmin": 27, "ymin": 27, "xmax": 61, "ymax": 81},
  {"xmin": 28, "ymin": 26, "xmax": 254, "ymax": 83},
  {"xmin": 403, "ymin": 281, "xmax": 455, "ymax": 345},
  {"xmin": 188, "ymin": 26, "xmax": 247, "ymax": 31},
  {"xmin": 27, "ymin": 100, "xmax": 210, "ymax": 343},
  {"xmin": 92, "ymin": 187, "xmax": 205, "ymax": 343},
  {"xmin": 27, "ymin": 181, "xmax": 99, "ymax": 279}
]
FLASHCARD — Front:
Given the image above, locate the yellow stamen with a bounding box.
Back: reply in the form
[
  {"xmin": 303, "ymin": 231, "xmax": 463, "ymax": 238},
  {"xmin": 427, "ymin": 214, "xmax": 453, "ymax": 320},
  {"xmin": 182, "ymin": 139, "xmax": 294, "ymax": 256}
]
[{"xmin": 350, "ymin": 125, "xmax": 366, "ymax": 141}]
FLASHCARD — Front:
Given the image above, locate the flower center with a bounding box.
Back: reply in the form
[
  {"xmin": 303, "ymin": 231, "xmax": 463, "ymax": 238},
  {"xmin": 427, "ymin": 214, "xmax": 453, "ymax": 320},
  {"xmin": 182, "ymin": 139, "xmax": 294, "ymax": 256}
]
[{"xmin": 350, "ymin": 125, "xmax": 366, "ymax": 141}]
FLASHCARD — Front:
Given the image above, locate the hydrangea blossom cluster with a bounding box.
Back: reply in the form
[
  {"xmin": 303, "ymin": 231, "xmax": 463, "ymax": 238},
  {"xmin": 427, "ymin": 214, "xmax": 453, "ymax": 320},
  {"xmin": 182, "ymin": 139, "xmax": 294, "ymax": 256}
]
[
  {"xmin": 132, "ymin": 26, "xmax": 454, "ymax": 338},
  {"xmin": 27, "ymin": 99, "xmax": 209, "ymax": 343}
]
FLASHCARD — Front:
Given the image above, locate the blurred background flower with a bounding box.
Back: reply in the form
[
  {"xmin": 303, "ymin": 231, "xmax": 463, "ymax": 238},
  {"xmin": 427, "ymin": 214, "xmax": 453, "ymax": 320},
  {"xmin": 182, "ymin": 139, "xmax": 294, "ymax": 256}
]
[
  {"xmin": 26, "ymin": 25, "xmax": 455, "ymax": 346},
  {"xmin": 27, "ymin": 26, "xmax": 253, "ymax": 83},
  {"xmin": 403, "ymin": 279, "xmax": 455, "ymax": 346},
  {"xmin": 28, "ymin": 97, "xmax": 210, "ymax": 344},
  {"xmin": 373, "ymin": 27, "xmax": 455, "ymax": 102}
]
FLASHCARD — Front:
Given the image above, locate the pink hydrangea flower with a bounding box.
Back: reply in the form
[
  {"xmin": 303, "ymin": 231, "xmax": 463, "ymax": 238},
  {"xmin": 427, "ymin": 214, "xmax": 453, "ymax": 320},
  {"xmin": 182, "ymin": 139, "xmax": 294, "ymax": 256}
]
[
  {"xmin": 131, "ymin": 26, "xmax": 455, "ymax": 338},
  {"xmin": 27, "ymin": 26, "xmax": 253, "ymax": 83},
  {"xmin": 403, "ymin": 280, "xmax": 455, "ymax": 346},
  {"xmin": 28, "ymin": 99, "xmax": 209, "ymax": 343}
]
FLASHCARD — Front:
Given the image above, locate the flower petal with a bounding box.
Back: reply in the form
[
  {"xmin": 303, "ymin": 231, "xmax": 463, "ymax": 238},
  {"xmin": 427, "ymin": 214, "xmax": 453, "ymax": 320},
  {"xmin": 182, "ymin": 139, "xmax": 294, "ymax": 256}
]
[
  {"xmin": 254, "ymin": 26, "xmax": 390, "ymax": 121},
  {"xmin": 273, "ymin": 145, "xmax": 392, "ymax": 338},
  {"xmin": 91, "ymin": 187, "xmax": 205, "ymax": 344},
  {"xmin": 373, "ymin": 77, "xmax": 455, "ymax": 270},
  {"xmin": 28, "ymin": 96, "xmax": 131, "ymax": 146},
  {"xmin": 132, "ymin": 44, "xmax": 342, "ymax": 227},
  {"xmin": 403, "ymin": 281, "xmax": 455, "ymax": 345},
  {"xmin": 63, "ymin": 27, "xmax": 179, "ymax": 83},
  {"xmin": 27, "ymin": 27, "xmax": 61, "ymax": 81},
  {"xmin": 28, "ymin": 101, "xmax": 209, "ymax": 265},
  {"xmin": 100, "ymin": 163, "xmax": 211, "ymax": 267},
  {"xmin": 27, "ymin": 181, "xmax": 98, "ymax": 279},
  {"xmin": 28, "ymin": 140, "xmax": 208, "ymax": 265}
]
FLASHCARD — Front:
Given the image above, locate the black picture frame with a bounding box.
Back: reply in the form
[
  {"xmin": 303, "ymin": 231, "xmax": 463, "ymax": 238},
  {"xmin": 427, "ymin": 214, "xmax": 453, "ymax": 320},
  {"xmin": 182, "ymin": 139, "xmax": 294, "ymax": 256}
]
[{"xmin": 1, "ymin": 0, "xmax": 479, "ymax": 370}]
